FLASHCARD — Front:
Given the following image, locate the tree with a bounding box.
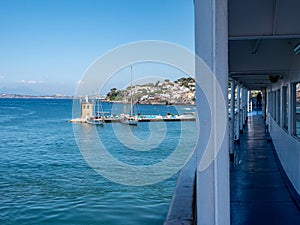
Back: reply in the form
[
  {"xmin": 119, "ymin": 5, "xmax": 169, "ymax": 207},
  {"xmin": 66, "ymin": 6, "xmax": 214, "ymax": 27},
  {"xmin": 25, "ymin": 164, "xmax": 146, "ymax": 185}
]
[
  {"xmin": 110, "ymin": 88, "xmax": 117, "ymax": 92},
  {"xmin": 106, "ymin": 88, "xmax": 122, "ymax": 101}
]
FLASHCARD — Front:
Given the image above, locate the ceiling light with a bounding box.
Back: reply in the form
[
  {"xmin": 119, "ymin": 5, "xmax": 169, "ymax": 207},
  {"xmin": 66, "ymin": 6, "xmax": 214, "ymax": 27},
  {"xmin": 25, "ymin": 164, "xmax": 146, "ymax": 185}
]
[{"xmin": 294, "ymin": 43, "xmax": 300, "ymax": 55}]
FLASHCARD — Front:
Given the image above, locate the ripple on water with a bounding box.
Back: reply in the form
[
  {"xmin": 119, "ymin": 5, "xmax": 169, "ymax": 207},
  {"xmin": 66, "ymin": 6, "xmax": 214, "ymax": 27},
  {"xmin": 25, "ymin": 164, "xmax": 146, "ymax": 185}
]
[{"xmin": 0, "ymin": 99, "xmax": 195, "ymax": 225}]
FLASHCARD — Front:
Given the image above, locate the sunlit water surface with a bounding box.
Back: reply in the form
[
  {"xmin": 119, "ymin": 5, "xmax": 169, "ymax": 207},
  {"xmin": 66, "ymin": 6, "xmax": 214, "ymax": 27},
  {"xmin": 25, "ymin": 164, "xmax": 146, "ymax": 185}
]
[{"xmin": 0, "ymin": 99, "xmax": 196, "ymax": 225}]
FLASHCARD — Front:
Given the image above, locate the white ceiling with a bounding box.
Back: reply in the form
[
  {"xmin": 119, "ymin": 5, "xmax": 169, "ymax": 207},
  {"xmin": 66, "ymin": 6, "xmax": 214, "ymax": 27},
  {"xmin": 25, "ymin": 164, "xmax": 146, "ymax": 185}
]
[{"xmin": 228, "ymin": 0, "xmax": 300, "ymax": 89}]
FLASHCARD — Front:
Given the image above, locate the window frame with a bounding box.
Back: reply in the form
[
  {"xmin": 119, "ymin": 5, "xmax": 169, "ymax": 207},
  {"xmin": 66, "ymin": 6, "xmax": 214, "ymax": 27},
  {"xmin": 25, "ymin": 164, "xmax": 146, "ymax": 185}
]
[
  {"xmin": 293, "ymin": 82, "xmax": 300, "ymax": 139},
  {"xmin": 273, "ymin": 91, "xmax": 277, "ymax": 122},
  {"xmin": 270, "ymin": 91, "xmax": 273, "ymax": 118},
  {"xmin": 276, "ymin": 89, "xmax": 281, "ymax": 125},
  {"xmin": 282, "ymin": 86, "xmax": 288, "ymax": 131}
]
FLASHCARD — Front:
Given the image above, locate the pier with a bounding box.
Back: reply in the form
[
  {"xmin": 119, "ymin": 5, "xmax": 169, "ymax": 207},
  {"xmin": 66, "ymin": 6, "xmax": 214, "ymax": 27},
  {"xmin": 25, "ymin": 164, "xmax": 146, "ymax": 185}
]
[
  {"xmin": 69, "ymin": 98, "xmax": 196, "ymax": 124},
  {"xmin": 69, "ymin": 116, "xmax": 196, "ymax": 123}
]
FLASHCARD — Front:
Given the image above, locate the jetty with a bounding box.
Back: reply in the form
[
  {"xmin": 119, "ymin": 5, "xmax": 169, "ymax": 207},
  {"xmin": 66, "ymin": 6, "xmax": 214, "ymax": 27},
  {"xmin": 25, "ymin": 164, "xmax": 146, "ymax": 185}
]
[
  {"xmin": 69, "ymin": 116, "xmax": 196, "ymax": 124},
  {"xmin": 69, "ymin": 97, "xmax": 196, "ymax": 124}
]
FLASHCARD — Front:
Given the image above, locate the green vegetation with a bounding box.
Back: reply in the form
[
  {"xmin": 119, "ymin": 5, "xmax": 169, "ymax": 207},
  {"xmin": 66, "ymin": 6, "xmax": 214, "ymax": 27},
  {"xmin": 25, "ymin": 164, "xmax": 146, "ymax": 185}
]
[
  {"xmin": 106, "ymin": 88, "xmax": 124, "ymax": 101},
  {"xmin": 105, "ymin": 77, "xmax": 196, "ymax": 104}
]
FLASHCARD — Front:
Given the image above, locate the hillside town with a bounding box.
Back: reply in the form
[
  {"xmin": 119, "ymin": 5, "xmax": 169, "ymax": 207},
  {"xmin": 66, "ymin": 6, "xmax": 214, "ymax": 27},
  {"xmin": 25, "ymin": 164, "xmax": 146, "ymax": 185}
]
[{"xmin": 105, "ymin": 77, "xmax": 196, "ymax": 105}]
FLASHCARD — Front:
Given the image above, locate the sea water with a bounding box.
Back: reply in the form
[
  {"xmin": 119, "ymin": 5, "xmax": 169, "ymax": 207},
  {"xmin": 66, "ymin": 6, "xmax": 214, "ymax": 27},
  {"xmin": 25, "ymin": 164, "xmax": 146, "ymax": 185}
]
[{"xmin": 0, "ymin": 99, "xmax": 196, "ymax": 225}]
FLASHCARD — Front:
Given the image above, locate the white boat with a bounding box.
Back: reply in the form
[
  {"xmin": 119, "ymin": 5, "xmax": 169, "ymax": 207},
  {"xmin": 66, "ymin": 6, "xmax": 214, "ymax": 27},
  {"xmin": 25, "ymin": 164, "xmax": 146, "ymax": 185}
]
[
  {"xmin": 86, "ymin": 116, "xmax": 104, "ymax": 126},
  {"xmin": 120, "ymin": 65, "xmax": 138, "ymax": 126},
  {"xmin": 119, "ymin": 114, "xmax": 138, "ymax": 126}
]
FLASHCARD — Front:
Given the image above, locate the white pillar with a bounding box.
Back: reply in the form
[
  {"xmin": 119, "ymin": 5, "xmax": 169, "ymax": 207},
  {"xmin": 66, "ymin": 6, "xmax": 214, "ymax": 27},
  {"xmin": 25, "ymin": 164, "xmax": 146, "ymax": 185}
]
[
  {"xmin": 230, "ymin": 81, "xmax": 235, "ymax": 160},
  {"xmin": 195, "ymin": 0, "xmax": 230, "ymax": 224},
  {"xmin": 263, "ymin": 89, "xmax": 266, "ymax": 120},
  {"xmin": 235, "ymin": 84, "xmax": 241, "ymax": 139},
  {"xmin": 242, "ymin": 89, "xmax": 245, "ymax": 124},
  {"xmin": 245, "ymin": 89, "xmax": 249, "ymax": 118},
  {"xmin": 243, "ymin": 88, "xmax": 247, "ymax": 125},
  {"xmin": 241, "ymin": 88, "xmax": 243, "ymax": 128},
  {"xmin": 239, "ymin": 88, "xmax": 244, "ymax": 131},
  {"xmin": 266, "ymin": 91, "xmax": 269, "ymax": 125},
  {"xmin": 247, "ymin": 90, "xmax": 250, "ymax": 113},
  {"xmin": 261, "ymin": 91, "xmax": 264, "ymax": 114},
  {"xmin": 288, "ymin": 83, "xmax": 293, "ymax": 135},
  {"xmin": 246, "ymin": 89, "xmax": 249, "ymax": 119},
  {"xmin": 247, "ymin": 90, "xmax": 252, "ymax": 112}
]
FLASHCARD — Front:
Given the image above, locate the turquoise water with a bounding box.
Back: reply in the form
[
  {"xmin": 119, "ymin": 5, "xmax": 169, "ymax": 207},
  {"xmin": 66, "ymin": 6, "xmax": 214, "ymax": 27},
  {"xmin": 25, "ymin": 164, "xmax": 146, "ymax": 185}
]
[{"xmin": 0, "ymin": 99, "xmax": 196, "ymax": 225}]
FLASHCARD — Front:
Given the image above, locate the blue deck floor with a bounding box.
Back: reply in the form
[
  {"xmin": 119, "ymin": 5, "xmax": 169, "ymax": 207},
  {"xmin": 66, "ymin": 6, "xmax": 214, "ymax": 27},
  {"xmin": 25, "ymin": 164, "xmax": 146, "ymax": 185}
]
[{"xmin": 230, "ymin": 115, "xmax": 300, "ymax": 225}]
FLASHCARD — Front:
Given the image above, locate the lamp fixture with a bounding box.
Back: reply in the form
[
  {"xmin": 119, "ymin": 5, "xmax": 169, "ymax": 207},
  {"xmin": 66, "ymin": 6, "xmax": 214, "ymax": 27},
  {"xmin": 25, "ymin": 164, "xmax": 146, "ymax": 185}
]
[
  {"xmin": 294, "ymin": 43, "xmax": 300, "ymax": 55},
  {"xmin": 269, "ymin": 75, "xmax": 283, "ymax": 83}
]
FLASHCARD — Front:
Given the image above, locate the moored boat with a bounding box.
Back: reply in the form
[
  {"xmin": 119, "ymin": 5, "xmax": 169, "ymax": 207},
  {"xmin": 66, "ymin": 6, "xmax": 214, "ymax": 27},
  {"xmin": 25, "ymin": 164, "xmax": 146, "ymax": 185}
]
[
  {"xmin": 119, "ymin": 65, "xmax": 138, "ymax": 126},
  {"xmin": 119, "ymin": 114, "xmax": 138, "ymax": 125},
  {"xmin": 86, "ymin": 116, "xmax": 104, "ymax": 126}
]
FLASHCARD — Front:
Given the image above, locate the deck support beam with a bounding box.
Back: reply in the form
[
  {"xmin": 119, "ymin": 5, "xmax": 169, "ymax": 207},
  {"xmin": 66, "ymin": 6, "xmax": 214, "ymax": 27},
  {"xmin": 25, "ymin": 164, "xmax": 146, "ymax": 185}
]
[
  {"xmin": 235, "ymin": 84, "xmax": 241, "ymax": 140},
  {"xmin": 229, "ymin": 81, "xmax": 236, "ymax": 161},
  {"xmin": 195, "ymin": 0, "xmax": 230, "ymax": 224},
  {"xmin": 242, "ymin": 88, "xmax": 248, "ymax": 126},
  {"xmin": 239, "ymin": 87, "xmax": 245, "ymax": 132}
]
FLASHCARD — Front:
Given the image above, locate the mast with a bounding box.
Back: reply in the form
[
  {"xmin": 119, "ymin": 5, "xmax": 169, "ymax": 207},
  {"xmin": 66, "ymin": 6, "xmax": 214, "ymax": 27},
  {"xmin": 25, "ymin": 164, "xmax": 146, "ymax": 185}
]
[
  {"xmin": 123, "ymin": 90, "xmax": 126, "ymax": 114},
  {"xmin": 97, "ymin": 89, "xmax": 100, "ymax": 116},
  {"xmin": 130, "ymin": 65, "xmax": 133, "ymax": 116}
]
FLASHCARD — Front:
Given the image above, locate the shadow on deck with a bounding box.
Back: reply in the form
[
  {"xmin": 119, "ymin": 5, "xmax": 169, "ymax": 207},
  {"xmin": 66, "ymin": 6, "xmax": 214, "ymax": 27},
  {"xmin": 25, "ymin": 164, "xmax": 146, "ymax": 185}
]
[
  {"xmin": 165, "ymin": 114, "xmax": 300, "ymax": 225},
  {"xmin": 231, "ymin": 114, "xmax": 300, "ymax": 225}
]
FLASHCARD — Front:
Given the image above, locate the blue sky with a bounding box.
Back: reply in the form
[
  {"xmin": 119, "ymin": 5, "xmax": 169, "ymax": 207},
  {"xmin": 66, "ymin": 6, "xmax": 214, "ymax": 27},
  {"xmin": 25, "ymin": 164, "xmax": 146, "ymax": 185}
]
[{"xmin": 0, "ymin": 0, "xmax": 194, "ymax": 95}]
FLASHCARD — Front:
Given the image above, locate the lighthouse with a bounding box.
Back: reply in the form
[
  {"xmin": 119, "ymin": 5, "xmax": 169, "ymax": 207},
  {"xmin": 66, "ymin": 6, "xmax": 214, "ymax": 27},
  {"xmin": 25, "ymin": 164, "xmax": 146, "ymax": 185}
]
[{"xmin": 80, "ymin": 96, "xmax": 93, "ymax": 119}]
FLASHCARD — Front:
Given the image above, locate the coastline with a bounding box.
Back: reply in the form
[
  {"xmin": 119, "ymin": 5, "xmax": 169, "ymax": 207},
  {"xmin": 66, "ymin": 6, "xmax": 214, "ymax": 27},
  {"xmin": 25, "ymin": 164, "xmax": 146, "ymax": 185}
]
[
  {"xmin": 0, "ymin": 95, "xmax": 196, "ymax": 106},
  {"xmin": 0, "ymin": 94, "xmax": 73, "ymax": 99},
  {"xmin": 103, "ymin": 100, "xmax": 196, "ymax": 106}
]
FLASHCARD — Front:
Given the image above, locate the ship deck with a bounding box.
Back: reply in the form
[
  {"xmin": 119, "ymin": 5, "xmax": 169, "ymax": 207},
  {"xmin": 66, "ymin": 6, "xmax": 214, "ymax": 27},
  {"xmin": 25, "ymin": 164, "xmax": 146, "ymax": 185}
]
[{"xmin": 231, "ymin": 114, "xmax": 300, "ymax": 225}]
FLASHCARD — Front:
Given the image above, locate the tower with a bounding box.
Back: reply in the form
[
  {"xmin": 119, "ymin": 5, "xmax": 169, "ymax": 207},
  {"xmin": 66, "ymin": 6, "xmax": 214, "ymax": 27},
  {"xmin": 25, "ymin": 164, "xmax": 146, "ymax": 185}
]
[{"xmin": 81, "ymin": 97, "xmax": 93, "ymax": 119}]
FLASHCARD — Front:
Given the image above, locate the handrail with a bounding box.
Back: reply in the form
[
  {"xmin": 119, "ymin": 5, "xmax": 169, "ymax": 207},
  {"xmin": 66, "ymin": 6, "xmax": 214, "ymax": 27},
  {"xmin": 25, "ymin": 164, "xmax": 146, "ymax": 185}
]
[{"xmin": 164, "ymin": 152, "xmax": 196, "ymax": 225}]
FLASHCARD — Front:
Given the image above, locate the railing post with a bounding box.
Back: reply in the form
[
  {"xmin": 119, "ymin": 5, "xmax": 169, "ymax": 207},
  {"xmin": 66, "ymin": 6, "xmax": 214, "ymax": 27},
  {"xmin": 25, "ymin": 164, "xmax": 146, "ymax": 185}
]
[
  {"xmin": 194, "ymin": 0, "xmax": 230, "ymax": 224},
  {"xmin": 240, "ymin": 87, "xmax": 244, "ymax": 133},
  {"xmin": 230, "ymin": 80, "xmax": 235, "ymax": 161},
  {"xmin": 235, "ymin": 84, "xmax": 241, "ymax": 140},
  {"xmin": 243, "ymin": 88, "xmax": 247, "ymax": 127},
  {"xmin": 262, "ymin": 90, "xmax": 266, "ymax": 120},
  {"xmin": 248, "ymin": 90, "xmax": 252, "ymax": 112}
]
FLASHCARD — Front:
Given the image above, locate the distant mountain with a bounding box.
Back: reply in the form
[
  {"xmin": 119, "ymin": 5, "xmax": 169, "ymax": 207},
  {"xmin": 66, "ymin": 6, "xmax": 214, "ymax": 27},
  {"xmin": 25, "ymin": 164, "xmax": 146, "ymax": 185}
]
[{"xmin": 0, "ymin": 86, "xmax": 45, "ymax": 96}]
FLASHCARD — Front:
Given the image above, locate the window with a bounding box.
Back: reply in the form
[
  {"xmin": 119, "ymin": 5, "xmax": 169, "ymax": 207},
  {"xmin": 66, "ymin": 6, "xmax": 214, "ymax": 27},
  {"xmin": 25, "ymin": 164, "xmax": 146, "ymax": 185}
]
[
  {"xmin": 276, "ymin": 90, "xmax": 281, "ymax": 124},
  {"xmin": 295, "ymin": 82, "xmax": 300, "ymax": 138},
  {"xmin": 269, "ymin": 91, "xmax": 274, "ymax": 117},
  {"xmin": 272, "ymin": 91, "xmax": 277, "ymax": 121},
  {"xmin": 282, "ymin": 86, "xmax": 288, "ymax": 130}
]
